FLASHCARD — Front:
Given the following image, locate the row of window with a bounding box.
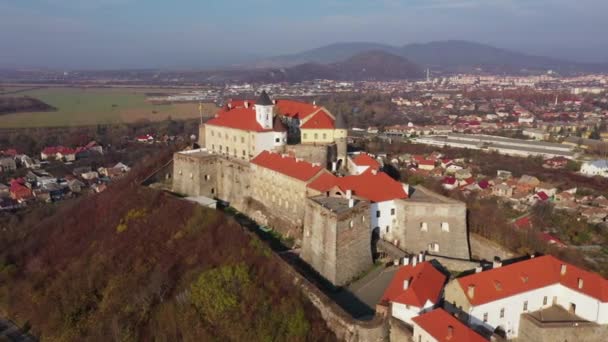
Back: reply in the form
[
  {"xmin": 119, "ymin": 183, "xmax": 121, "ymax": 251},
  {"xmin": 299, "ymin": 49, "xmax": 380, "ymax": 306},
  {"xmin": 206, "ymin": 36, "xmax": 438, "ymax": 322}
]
[
  {"xmin": 210, "ymin": 145, "xmax": 250, "ymax": 159},
  {"xmin": 302, "ymin": 132, "xmax": 328, "ymax": 140},
  {"xmin": 482, "ymin": 296, "xmax": 552, "ymax": 323},
  {"xmin": 420, "ymin": 222, "xmax": 450, "ymax": 232},
  {"xmin": 375, "ymin": 208, "xmax": 396, "ymax": 217},
  {"xmin": 210, "ymin": 130, "xmax": 247, "ymax": 143}
]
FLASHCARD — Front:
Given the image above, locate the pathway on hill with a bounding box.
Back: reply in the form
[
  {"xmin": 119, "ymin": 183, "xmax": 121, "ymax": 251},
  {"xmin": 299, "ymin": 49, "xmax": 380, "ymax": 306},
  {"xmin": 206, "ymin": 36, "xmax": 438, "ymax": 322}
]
[{"xmin": 0, "ymin": 318, "xmax": 36, "ymax": 342}]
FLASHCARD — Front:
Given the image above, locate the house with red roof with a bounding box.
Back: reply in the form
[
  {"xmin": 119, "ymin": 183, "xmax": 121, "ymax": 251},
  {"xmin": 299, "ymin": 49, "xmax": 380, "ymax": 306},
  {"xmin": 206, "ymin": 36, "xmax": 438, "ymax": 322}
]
[
  {"xmin": 307, "ymin": 168, "xmax": 408, "ymax": 240},
  {"xmin": 444, "ymin": 255, "xmax": 608, "ymax": 339},
  {"xmin": 9, "ymin": 178, "xmax": 33, "ymax": 202},
  {"xmin": 412, "ymin": 309, "xmax": 488, "ymax": 342},
  {"xmin": 347, "ymin": 153, "xmax": 381, "ymax": 175},
  {"xmin": 378, "ymin": 260, "xmax": 447, "ymax": 325}
]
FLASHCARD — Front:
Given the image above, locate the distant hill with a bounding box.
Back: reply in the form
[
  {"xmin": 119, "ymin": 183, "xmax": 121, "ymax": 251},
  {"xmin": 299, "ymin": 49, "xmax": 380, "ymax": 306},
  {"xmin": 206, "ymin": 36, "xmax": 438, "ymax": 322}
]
[
  {"xmin": 0, "ymin": 96, "xmax": 56, "ymax": 115},
  {"xmin": 254, "ymin": 40, "xmax": 608, "ymax": 74},
  {"xmin": 332, "ymin": 50, "xmax": 424, "ymax": 80}
]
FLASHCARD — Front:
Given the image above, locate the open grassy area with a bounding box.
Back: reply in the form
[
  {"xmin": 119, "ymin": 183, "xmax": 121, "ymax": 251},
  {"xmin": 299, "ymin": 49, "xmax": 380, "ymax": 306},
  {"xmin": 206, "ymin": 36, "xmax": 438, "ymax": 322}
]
[{"xmin": 0, "ymin": 87, "xmax": 217, "ymax": 128}]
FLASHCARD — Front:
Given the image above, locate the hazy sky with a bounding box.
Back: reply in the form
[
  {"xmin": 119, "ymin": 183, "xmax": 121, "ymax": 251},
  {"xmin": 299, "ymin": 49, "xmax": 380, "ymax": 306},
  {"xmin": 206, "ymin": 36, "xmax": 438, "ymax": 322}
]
[{"xmin": 1, "ymin": 0, "xmax": 607, "ymax": 69}]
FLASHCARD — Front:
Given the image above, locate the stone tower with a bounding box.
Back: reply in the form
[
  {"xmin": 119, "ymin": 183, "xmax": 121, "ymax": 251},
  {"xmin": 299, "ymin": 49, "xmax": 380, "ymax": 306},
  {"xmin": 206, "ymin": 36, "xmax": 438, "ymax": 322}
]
[
  {"xmin": 334, "ymin": 112, "xmax": 348, "ymax": 170},
  {"xmin": 255, "ymin": 90, "xmax": 274, "ymax": 129}
]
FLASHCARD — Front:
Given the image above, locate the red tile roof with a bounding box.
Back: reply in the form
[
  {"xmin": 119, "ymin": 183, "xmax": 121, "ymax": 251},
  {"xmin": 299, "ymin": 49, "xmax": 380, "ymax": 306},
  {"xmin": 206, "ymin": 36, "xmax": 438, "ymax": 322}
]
[
  {"xmin": 456, "ymin": 255, "xmax": 608, "ymax": 306},
  {"xmin": 513, "ymin": 216, "xmax": 532, "ymax": 230},
  {"xmin": 210, "ymin": 98, "xmax": 326, "ymax": 132},
  {"xmin": 412, "ymin": 309, "xmax": 487, "ymax": 342},
  {"xmin": 250, "ymin": 151, "xmax": 325, "ymax": 182},
  {"xmin": 351, "ymin": 153, "xmax": 381, "ymax": 169},
  {"xmin": 307, "ymin": 172, "xmax": 339, "ymax": 192},
  {"xmin": 307, "ymin": 169, "xmax": 407, "ymax": 202},
  {"xmin": 206, "ymin": 107, "xmax": 268, "ymax": 132},
  {"xmin": 300, "ymin": 109, "xmax": 335, "ymax": 129},
  {"xmin": 380, "ymin": 261, "xmax": 446, "ymax": 307}
]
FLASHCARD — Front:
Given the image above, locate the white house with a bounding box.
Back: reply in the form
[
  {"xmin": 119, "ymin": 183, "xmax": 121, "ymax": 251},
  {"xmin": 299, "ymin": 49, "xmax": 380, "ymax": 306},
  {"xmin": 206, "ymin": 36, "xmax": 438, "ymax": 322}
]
[
  {"xmin": 347, "ymin": 153, "xmax": 381, "ymax": 175},
  {"xmin": 412, "ymin": 308, "xmax": 488, "ymax": 342},
  {"xmin": 444, "ymin": 255, "xmax": 608, "ymax": 339},
  {"xmin": 580, "ymin": 160, "xmax": 608, "ymax": 178},
  {"xmin": 379, "ymin": 260, "xmax": 447, "ymax": 325}
]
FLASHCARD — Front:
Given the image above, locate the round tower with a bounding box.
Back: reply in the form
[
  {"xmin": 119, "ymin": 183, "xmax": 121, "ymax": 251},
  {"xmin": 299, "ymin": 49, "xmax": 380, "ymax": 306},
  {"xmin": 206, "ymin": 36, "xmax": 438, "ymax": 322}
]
[{"xmin": 255, "ymin": 90, "xmax": 274, "ymax": 130}]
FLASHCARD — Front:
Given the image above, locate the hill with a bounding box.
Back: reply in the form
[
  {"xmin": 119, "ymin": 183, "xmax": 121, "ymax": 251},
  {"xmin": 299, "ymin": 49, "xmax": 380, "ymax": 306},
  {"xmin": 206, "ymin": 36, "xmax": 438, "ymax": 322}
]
[
  {"xmin": 0, "ymin": 151, "xmax": 335, "ymax": 341},
  {"xmin": 0, "ymin": 96, "xmax": 56, "ymax": 115},
  {"xmin": 255, "ymin": 40, "xmax": 607, "ymax": 74},
  {"xmin": 333, "ymin": 50, "xmax": 424, "ymax": 80}
]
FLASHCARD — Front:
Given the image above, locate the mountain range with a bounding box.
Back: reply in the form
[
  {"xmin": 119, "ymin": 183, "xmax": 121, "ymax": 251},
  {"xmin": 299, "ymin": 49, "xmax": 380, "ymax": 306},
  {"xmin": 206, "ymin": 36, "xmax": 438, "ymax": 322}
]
[{"xmin": 251, "ymin": 40, "xmax": 608, "ymax": 75}]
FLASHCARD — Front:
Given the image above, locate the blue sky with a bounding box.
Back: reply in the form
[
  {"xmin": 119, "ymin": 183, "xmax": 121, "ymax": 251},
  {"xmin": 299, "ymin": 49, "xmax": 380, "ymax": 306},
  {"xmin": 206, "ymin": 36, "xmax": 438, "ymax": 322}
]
[{"xmin": 1, "ymin": 0, "xmax": 607, "ymax": 69}]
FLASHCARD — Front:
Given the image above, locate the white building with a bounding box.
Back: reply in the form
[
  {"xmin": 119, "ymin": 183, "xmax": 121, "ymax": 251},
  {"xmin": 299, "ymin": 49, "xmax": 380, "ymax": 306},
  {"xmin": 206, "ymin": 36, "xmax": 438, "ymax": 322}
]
[
  {"xmin": 347, "ymin": 153, "xmax": 381, "ymax": 175},
  {"xmin": 580, "ymin": 160, "xmax": 608, "ymax": 178},
  {"xmin": 379, "ymin": 260, "xmax": 447, "ymax": 325},
  {"xmin": 444, "ymin": 255, "xmax": 608, "ymax": 339}
]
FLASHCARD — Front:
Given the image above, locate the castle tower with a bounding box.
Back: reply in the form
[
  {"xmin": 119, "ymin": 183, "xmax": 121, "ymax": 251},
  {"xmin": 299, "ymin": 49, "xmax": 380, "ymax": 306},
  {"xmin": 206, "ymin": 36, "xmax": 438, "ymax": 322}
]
[
  {"xmin": 334, "ymin": 112, "xmax": 348, "ymax": 170},
  {"xmin": 255, "ymin": 90, "xmax": 274, "ymax": 129}
]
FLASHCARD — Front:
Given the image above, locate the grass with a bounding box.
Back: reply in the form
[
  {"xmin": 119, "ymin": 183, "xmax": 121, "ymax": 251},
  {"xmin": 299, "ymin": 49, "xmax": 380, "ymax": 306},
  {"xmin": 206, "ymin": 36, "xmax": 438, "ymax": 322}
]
[{"xmin": 0, "ymin": 87, "xmax": 217, "ymax": 128}]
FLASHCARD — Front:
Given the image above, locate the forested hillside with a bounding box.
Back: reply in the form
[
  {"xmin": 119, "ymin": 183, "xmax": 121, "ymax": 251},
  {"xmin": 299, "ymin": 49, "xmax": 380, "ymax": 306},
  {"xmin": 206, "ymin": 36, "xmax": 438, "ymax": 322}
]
[{"xmin": 0, "ymin": 151, "xmax": 335, "ymax": 341}]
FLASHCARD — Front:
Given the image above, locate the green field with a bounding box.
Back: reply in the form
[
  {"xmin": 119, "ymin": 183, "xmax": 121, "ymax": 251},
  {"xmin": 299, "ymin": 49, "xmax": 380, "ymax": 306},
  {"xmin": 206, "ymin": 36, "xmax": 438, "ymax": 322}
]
[{"xmin": 0, "ymin": 87, "xmax": 217, "ymax": 128}]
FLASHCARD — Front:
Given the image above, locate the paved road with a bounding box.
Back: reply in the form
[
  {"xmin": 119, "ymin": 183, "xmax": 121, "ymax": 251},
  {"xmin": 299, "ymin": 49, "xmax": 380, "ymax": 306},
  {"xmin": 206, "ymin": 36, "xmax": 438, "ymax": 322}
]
[{"xmin": 0, "ymin": 319, "xmax": 36, "ymax": 342}]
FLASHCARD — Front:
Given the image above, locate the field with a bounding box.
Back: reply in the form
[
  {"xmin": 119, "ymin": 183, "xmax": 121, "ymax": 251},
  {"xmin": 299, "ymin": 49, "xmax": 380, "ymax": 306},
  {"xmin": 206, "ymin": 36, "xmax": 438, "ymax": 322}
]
[{"xmin": 0, "ymin": 86, "xmax": 217, "ymax": 128}]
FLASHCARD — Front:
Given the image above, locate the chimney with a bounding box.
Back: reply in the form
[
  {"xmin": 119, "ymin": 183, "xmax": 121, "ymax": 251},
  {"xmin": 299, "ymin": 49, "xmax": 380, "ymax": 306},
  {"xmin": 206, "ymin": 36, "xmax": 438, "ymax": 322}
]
[
  {"xmin": 295, "ymin": 158, "xmax": 302, "ymax": 162},
  {"xmin": 493, "ymin": 256, "xmax": 502, "ymax": 268},
  {"xmin": 348, "ymin": 198, "xmax": 355, "ymax": 208},
  {"xmin": 227, "ymin": 103, "xmax": 232, "ymax": 109},
  {"xmin": 447, "ymin": 325, "xmax": 454, "ymax": 340},
  {"xmin": 313, "ymin": 100, "xmax": 316, "ymax": 106},
  {"xmin": 418, "ymin": 252, "xmax": 424, "ymax": 263},
  {"xmin": 412, "ymin": 256, "xmax": 418, "ymax": 267},
  {"xmin": 371, "ymin": 169, "xmax": 378, "ymax": 175},
  {"xmin": 578, "ymin": 278, "xmax": 584, "ymax": 289},
  {"xmin": 346, "ymin": 189, "xmax": 352, "ymax": 199},
  {"xmin": 244, "ymin": 101, "xmax": 249, "ymax": 108},
  {"xmin": 467, "ymin": 284, "xmax": 475, "ymax": 299},
  {"xmin": 561, "ymin": 264, "xmax": 567, "ymax": 276},
  {"xmin": 272, "ymin": 99, "xmax": 276, "ymax": 105},
  {"xmin": 530, "ymin": 253, "xmax": 536, "ymax": 258},
  {"xmin": 475, "ymin": 266, "xmax": 483, "ymax": 273},
  {"xmin": 312, "ymin": 162, "xmax": 320, "ymax": 167},
  {"xmin": 403, "ymin": 279, "xmax": 410, "ymax": 290},
  {"xmin": 403, "ymin": 257, "xmax": 410, "ymax": 266}
]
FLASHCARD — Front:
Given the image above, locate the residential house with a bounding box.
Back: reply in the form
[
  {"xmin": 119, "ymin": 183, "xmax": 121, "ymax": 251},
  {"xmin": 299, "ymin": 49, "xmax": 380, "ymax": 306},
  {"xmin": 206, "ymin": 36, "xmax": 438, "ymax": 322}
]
[
  {"xmin": 543, "ymin": 156, "xmax": 569, "ymax": 169},
  {"xmin": 378, "ymin": 259, "xmax": 447, "ymax": 325},
  {"xmin": 9, "ymin": 179, "xmax": 33, "ymax": 202},
  {"xmin": 412, "ymin": 309, "xmax": 488, "ymax": 342},
  {"xmin": 0, "ymin": 157, "xmax": 17, "ymax": 173},
  {"xmin": 580, "ymin": 160, "xmax": 608, "ymax": 178},
  {"xmin": 492, "ymin": 183, "xmax": 513, "ymax": 198},
  {"xmin": 347, "ymin": 153, "xmax": 381, "ymax": 175},
  {"xmin": 444, "ymin": 255, "xmax": 608, "ymax": 339}
]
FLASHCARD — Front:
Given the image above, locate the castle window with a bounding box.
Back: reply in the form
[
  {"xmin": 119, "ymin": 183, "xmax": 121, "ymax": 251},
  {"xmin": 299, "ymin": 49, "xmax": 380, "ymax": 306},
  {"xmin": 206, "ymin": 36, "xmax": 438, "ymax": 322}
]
[
  {"xmin": 323, "ymin": 133, "xmax": 327, "ymax": 139},
  {"xmin": 189, "ymin": 173, "xmax": 193, "ymax": 179},
  {"xmin": 386, "ymin": 226, "xmax": 390, "ymax": 233},
  {"xmin": 543, "ymin": 296, "xmax": 548, "ymax": 306},
  {"xmin": 500, "ymin": 308, "xmax": 504, "ymax": 318},
  {"xmin": 242, "ymin": 150, "xmax": 246, "ymax": 156},
  {"xmin": 441, "ymin": 222, "xmax": 450, "ymax": 232},
  {"xmin": 303, "ymin": 133, "xmax": 308, "ymax": 139},
  {"xmin": 420, "ymin": 222, "xmax": 428, "ymax": 231},
  {"xmin": 349, "ymin": 220, "xmax": 354, "ymax": 228},
  {"xmin": 376, "ymin": 210, "xmax": 381, "ymax": 218},
  {"xmin": 212, "ymin": 144, "xmax": 215, "ymax": 150},
  {"xmin": 225, "ymin": 133, "xmax": 228, "ymax": 139},
  {"xmin": 211, "ymin": 130, "xmax": 214, "ymax": 137},
  {"xmin": 178, "ymin": 170, "xmax": 182, "ymax": 175},
  {"xmin": 428, "ymin": 242, "xmax": 439, "ymax": 252},
  {"xmin": 314, "ymin": 133, "xmax": 318, "ymax": 139},
  {"xmin": 362, "ymin": 216, "xmax": 365, "ymax": 223},
  {"xmin": 211, "ymin": 188, "xmax": 215, "ymax": 194},
  {"xmin": 483, "ymin": 313, "xmax": 488, "ymax": 323},
  {"xmin": 241, "ymin": 137, "xmax": 245, "ymax": 143},
  {"xmin": 275, "ymin": 138, "xmax": 280, "ymax": 143},
  {"xmin": 523, "ymin": 301, "xmax": 528, "ymax": 312},
  {"xmin": 391, "ymin": 208, "xmax": 395, "ymax": 216},
  {"xmin": 205, "ymin": 174, "xmax": 210, "ymax": 181}
]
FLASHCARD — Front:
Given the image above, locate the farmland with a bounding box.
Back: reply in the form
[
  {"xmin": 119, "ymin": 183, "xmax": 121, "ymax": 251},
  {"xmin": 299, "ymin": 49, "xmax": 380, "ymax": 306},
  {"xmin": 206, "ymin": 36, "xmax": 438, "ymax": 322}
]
[{"xmin": 0, "ymin": 86, "xmax": 217, "ymax": 128}]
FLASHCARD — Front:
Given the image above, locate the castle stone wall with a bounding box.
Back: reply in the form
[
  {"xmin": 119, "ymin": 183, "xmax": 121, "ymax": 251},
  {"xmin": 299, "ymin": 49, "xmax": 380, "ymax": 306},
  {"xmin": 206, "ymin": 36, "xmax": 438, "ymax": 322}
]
[{"xmin": 391, "ymin": 186, "xmax": 470, "ymax": 260}]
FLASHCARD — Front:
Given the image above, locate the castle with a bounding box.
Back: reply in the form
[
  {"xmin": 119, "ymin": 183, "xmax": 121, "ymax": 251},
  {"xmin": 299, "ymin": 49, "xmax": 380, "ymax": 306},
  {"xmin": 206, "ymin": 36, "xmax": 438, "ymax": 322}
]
[{"xmin": 173, "ymin": 92, "xmax": 470, "ymax": 286}]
